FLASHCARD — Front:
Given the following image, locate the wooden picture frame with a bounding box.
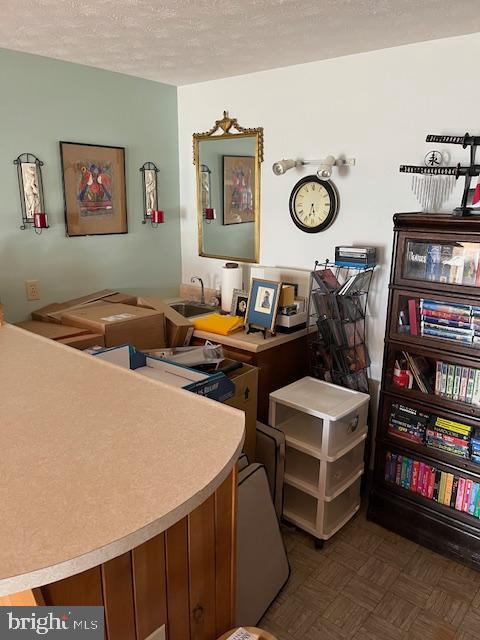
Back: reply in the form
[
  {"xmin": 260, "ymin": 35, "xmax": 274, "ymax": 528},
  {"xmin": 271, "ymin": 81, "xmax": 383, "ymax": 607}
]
[
  {"xmin": 223, "ymin": 155, "xmax": 255, "ymax": 225},
  {"xmin": 60, "ymin": 141, "xmax": 127, "ymax": 237},
  {"xmin": 245, "ymin": 278, "xmax": 282, "ymax": 336}
]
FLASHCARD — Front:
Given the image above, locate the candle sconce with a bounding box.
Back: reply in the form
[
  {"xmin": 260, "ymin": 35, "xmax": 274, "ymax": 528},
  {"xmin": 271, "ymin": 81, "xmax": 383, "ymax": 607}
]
[
  {"xmin": 14, "ymin": 153, "xmax": 49, "ymax": 234},
  {"xmin": 203, "ymin": 207, "xmax": 216, "ymax": 223},
  {"xmin": 200, "ymin": 163, "xmax": 214, "ymax": 223},
  {"xmin": 140, "ymin": 161, "xmax": 164, "ymax": 227}
]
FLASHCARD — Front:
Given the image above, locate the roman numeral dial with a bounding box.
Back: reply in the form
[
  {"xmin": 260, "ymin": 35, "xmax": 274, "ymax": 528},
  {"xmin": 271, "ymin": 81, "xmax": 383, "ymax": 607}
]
[{"xmin": 289, "ymin": 176, "xmax": 339, "ymax": 233}]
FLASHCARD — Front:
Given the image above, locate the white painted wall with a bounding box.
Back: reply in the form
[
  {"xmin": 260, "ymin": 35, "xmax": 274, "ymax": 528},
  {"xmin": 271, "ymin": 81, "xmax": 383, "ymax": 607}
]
[{"xmin": 178, "ymin": 33, "xmax": 480, "ymax": 380}]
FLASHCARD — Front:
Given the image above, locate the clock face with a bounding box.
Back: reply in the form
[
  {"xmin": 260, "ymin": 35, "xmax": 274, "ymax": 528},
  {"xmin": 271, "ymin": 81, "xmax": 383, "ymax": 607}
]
[{"xmin": 289, "ymin": 176, "xmax": 339, "ymax": 233}]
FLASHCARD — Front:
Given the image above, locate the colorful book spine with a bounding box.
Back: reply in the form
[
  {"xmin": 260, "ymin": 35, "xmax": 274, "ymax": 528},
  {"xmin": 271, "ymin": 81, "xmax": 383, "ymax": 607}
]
[
  {"xmin": 423, "ymin": 328, "xmax": 472, "ymax": 343},
  {"xmin": 422, "ymin": 322, "xmax": 473, "ymax": 335},
  {"xmin": 421, "ymin": 315, "xmax": 472, "ymax": 329},
  {"xmin": 420, "ymin": 300, "xmax": 472, "ymax": 315},
  {"xmin": 469, "ymin": 483, "xmax": 479, "ymax": 515},
  {"xmin": 463, "ymin": 480, "xmax": 472, "ymax": 512},
  {"xmin": 385, "ymin": 452, "xmax": 480, "ymax": 520},
  {"xmin": 456, "ymin": 478, "xmax": 466, "ymax": 510},
  {"xmin": 408, "ymin": 299, "xmax": 419, "ymax": 336},
  {"xmin": 444, "ymin": 473, "xmax": 454, "ymax": 506},
  {"xmin": 422, "ymin": 309, "xmax": 471, "ymax": 322}
]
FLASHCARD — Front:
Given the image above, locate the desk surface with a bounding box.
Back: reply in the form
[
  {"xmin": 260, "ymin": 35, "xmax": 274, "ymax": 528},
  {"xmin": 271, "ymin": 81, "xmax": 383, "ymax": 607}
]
[
  {"xmin": 193, "ymin": 327, "xmax": 309, "ymax": 353},
  {"xmin": 0, "ymin": 325, "xmax": 244, "ymax": 596}
]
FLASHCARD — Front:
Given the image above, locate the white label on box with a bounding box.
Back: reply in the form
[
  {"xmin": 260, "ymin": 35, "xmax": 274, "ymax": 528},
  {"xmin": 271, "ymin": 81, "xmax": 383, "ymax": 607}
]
[
  {"xmin": 100, "ymin": 313, "xmax": 136, "ymax": 322},
  {"xmin": 226, "ymin": 629, "xmax": 259, "ymax": 640}
]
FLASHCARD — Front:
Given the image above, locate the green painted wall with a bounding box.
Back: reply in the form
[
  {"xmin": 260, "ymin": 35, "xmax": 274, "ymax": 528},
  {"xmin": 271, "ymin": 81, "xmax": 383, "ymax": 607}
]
[{"xmin": 0, "ymin": 48, "xmax": 181, "ymax": 322}]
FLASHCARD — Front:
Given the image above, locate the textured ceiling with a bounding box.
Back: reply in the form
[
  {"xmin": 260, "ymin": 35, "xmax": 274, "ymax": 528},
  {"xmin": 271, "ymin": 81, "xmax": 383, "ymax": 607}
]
[{"xmin": 1, "ymin": 0, "xmax": 480, "ymax": 85}]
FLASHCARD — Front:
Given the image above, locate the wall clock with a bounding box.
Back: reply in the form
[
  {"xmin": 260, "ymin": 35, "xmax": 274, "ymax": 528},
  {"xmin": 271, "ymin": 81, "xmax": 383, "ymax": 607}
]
[{"xmin": 289, "ymin": 175, "xmax": 339, "ymax": 233}]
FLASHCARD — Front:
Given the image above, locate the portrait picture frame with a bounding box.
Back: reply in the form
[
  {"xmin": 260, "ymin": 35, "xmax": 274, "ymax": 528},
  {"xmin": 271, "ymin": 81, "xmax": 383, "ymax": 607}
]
[
  {"xmin": 223, "ymin": 155, "xmax": 255, "ymax": 225},
  {"xmin": 230, "ymin": 288, "xmax": 249, "ymax": 318},
  {"xmin": 245, "ymin": 278, "xmax": 282, "ymax": 336},
  {"xmin": 60, "ymin": 141, "xmax": 127, "ymax": 237}
]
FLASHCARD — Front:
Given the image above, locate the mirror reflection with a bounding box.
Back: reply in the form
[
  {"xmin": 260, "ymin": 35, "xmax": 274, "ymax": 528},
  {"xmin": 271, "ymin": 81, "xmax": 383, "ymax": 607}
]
[{"xmin": 194, "ymin": 112, "xmax": 262, "ymax": 263}]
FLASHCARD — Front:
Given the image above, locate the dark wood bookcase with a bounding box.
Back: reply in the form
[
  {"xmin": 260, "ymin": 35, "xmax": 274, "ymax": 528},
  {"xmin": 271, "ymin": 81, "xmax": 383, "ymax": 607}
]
[{"xmin": 368, "ymin": 213, "xmax": 480, "ymax": 569}]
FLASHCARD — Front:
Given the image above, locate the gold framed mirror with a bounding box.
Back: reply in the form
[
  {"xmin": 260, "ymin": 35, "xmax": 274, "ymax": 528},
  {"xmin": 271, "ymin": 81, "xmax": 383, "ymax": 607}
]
[{"xmin": 193, "ymin": 111, "xmax": 263, "ymax": 263}]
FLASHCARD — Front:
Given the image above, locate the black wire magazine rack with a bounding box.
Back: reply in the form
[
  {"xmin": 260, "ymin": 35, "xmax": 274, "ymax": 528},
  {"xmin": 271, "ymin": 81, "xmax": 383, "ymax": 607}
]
[{"xmin": 307, "ymin": 259, "xmax": 375, "ymax": 392}]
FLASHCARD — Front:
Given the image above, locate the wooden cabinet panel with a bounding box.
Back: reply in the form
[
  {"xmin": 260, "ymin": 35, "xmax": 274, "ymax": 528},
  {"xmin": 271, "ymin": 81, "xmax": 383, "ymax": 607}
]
[
  {"xmin": 165, "ymin": 518, "xmax": 191, "ymax": 640},
  {"xmin": 42, "ymin": 566, "xmax": 103, "ymax": 606},
  {"xmin": 193, "ymin": 335, "xmax": 309, "ymax": 423},
  {"xmin": 19, "ymin": 470, "xmax": 236, "ymax": 640},
  {"xmin": 132, "ymin": 533, "xmax": 167, "ymax": 640},
  {"xmin": 102, "ymin": 553, "xmax": 136, "ymax": 640},
  {"xmin": 214, "ymin": 471, "xmax": 236, "ymax": 636},
  {"xmin": 188, "ymin": 495, "xmax": 216, "ymax": 640}
]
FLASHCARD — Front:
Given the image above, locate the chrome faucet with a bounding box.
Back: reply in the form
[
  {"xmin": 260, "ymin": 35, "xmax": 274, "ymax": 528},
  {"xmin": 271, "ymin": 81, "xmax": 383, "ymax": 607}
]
[{"xmin": 190, "ymin": 276, "xmax": 205, "ymax": 305}]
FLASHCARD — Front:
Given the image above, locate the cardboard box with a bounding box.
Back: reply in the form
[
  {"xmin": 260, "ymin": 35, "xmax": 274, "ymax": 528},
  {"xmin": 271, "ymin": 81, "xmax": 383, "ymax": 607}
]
[
  {"xmin": 31, "ymin": 303, "xmax": 64, "ymax": 322},
  {"xmin": 137, "ymin": 297, "xmax": 194, "ymax": 347},
  {"xmin": 222, "ymin": 359, "xmax": 259, "ymax": 461},
  {"xmin": 14, "ymin": 320, "xmax": 91, "ymax": 340},
  {"xmin": 46, "ymin": 290, "xmax": 118, "ymax": 323},
  {"xmin": 102, "ymin": 292, "xmax": 138, "ymax": 305},
  {"xmin": 61, "ymin": 303, "xmax": 166, "ymax": 349},
  {"xmin": 58, "ymin": 333, "xmax": 105, "ymax": 350},
  {"xmin": 279, "ymin": 284, "xmax": 295, "ymax": 307}
]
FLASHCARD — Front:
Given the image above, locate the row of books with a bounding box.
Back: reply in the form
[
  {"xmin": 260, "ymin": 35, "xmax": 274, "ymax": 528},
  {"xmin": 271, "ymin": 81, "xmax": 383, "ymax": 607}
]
[
  {"xmin": 434, "ymin": 361, "xmax": 480, "ymax": 405},
  {"xmin": 385, "ymin": 452, "xmax": 480, "ymax": 518},
  {"xmin": 404, "ymin": 299, "xmax": 480, "ymax": 345},
  {"xmin": 426, "ymin": 416, "xmax": 471, "ymax": 458},
  {"xmin": 405, "ymin": 241, "xmax": 480, "ymax": 287},
  {"xmin": 387, "ymin": 402, "xmax": 473, "ymax": 458},
  {"xmin": 387, "ymin": 401, "xmax": 428, "ymax": 444}
]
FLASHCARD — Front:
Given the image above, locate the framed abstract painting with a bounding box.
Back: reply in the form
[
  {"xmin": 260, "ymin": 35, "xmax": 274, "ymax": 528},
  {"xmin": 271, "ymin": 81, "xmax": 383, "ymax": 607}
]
[
  {"xmin": 223, "ymin": 155, "xmax": 255, "ymax": 225},
  {"xmin": 60, "ymin": 142, "xmax": 127, "ymax": 236}
]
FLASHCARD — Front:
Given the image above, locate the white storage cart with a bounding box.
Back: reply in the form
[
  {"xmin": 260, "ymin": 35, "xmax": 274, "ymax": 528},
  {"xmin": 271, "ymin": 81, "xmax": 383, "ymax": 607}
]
[{"xmin": 269, "ymin": 377, "xmax": 369, "ymax": 548}]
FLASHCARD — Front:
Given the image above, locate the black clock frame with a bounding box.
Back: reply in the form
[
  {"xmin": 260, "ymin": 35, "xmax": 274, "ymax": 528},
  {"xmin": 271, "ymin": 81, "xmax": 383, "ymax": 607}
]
[{"xmin": 289, "ymin": 175, "xmax": 339, "ymax": 233}]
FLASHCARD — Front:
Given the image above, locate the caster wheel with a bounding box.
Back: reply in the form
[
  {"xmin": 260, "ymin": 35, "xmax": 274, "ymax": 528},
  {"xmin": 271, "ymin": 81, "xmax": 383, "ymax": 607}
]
[{"xmin": 314, "ymin": 538, "xmax": 324, "ymax": 550}]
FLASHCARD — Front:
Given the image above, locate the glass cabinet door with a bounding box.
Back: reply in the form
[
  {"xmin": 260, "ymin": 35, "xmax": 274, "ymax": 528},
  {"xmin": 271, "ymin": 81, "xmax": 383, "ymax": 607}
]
[{"xmin": 402, "ymin": 239, "xmax": 480, "ymax": 288}]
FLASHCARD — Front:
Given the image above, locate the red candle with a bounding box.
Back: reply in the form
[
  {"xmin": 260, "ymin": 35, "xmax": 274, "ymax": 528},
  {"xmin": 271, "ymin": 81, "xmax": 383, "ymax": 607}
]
[
  {"xmin": 151, "ymin": 210, "xmax": 164, "ymax": 224},
  {"xmin": 33, "ymin": 212, "xmax": 48, "ymax": 228},
  {"xmin": 204, "ymin": 208, "xmax": 215, "ymax": 220}
]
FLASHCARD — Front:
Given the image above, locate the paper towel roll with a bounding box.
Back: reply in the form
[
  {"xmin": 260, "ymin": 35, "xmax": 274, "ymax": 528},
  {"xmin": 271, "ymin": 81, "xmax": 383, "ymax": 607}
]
[{"xmin": 221, "ymin": 264, "xmax": 243, "ymax": 312}]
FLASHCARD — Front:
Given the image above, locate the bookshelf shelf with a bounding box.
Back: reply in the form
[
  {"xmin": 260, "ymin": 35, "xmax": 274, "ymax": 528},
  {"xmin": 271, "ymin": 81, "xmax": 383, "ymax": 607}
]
[
  {"xmin": 368, "ymin": 213, "xmax": 480, "ymax": 570},
  {"xmin": 383, "ymin": 382, "xmax": 480, "ymax": 419}
]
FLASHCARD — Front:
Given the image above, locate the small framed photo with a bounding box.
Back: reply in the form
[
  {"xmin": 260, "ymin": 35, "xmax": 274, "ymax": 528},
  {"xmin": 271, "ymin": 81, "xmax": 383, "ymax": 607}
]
[
  {"xmin": 231, "ymin": 289, "xmax": 249, "ymax": 318},
  {"xmin": 245, "ymin": 278, "xmax": 282, "ymax": 335}
]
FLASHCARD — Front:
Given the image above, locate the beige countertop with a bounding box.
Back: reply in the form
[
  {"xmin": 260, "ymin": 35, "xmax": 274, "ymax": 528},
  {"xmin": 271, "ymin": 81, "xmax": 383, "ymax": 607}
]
[
  {"xmin": 0, "ymin": 324, "xmax": 244, "ymax": 596},
  {"xmin": 193, "ymin": 327, "xmax": 310, "ymax": 353}
]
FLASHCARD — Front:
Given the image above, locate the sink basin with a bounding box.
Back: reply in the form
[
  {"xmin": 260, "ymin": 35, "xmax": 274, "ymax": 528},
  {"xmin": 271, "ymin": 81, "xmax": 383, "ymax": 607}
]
[{"xmin": 170, "ymin": 301, "xmax": 218, "ymax": 318}]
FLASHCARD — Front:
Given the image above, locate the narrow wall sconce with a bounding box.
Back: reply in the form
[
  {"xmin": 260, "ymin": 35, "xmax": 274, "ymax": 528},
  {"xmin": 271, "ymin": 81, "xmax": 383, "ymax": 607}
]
[
  {"xmin": 14, "ymin": 153, "xmax": 49, "ymax": 234},
  {"xmin": 140, "ymin": 161, "xmax": 165, "ymax": 227},
  {"xmin": 272, "ymin": 156, "xmax": 356, "ymax": 180}
]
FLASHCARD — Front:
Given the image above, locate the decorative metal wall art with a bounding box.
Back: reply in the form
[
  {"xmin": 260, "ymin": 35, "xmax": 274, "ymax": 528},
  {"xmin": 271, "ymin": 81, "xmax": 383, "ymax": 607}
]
[{"xmin": 14, "ymin": 153, "xmax": 48, "ymax": 233}]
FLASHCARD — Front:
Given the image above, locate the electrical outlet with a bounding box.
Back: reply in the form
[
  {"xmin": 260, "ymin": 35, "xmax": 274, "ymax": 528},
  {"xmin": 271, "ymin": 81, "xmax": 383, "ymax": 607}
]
[{"xmin": 25, "ymin": 280, "xmax": 40, "ymax": 301}]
